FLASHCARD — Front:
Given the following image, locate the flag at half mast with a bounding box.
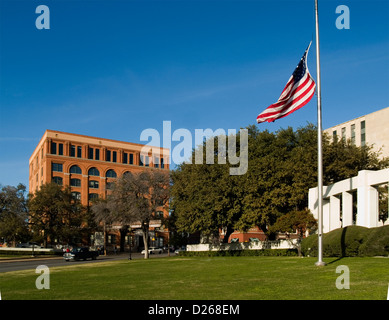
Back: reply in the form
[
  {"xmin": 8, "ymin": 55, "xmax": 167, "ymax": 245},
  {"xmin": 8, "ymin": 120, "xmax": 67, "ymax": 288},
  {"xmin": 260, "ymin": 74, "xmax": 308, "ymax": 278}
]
[{"xmin": 257, "ymin": 42, "xmax": 316, "ymax": 123}]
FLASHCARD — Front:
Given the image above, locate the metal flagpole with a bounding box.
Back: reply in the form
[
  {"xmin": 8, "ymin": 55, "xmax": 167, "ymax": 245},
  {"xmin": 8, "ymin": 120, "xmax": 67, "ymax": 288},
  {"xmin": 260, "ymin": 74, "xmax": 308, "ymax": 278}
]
[{"xmin": 314, "ymin": 0, "xmax": 326, "ymax": 266}]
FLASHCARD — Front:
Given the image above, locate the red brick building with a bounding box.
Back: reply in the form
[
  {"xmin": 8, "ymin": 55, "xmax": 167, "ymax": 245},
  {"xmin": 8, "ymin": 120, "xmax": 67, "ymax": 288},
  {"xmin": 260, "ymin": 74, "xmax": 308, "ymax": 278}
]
[{"xmin": 29, "ymin": 130, "xmax": 170, "ymax": 250}]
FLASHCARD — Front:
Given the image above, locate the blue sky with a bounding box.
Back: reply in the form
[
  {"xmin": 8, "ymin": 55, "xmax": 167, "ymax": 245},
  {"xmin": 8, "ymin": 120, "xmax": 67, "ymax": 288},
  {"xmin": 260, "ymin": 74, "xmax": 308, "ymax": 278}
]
[{"xmin": 0, "ymin": 0, "xmax": 388, "ymax": 188}]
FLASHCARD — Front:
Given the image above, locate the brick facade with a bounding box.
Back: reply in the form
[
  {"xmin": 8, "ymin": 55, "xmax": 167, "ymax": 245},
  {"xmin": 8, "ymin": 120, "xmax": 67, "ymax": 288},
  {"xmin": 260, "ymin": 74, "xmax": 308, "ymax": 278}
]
[{"xmin": 29, "ymin": 130, "xmax": 170, "ymax": 250}]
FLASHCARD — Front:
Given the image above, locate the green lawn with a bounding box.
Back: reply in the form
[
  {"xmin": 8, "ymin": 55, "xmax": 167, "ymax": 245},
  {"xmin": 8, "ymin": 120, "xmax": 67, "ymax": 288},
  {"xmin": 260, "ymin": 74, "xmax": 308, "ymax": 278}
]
[{"xmin": 1, "ymin": 256, "xmax": 388, "ymax": 300}]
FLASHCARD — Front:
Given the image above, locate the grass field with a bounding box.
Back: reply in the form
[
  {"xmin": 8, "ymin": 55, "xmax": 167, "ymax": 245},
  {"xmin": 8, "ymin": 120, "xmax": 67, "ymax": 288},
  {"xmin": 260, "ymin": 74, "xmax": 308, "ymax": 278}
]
[{"xmin": 1, "ymin": 256, "xmax": 388, "ymax": 300}]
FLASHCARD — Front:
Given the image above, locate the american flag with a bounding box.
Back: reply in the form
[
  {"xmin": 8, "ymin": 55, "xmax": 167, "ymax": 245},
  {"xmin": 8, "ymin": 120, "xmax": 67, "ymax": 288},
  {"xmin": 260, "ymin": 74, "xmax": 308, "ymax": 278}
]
[{"xmin": 257, "ymin": 43, "xmax": 316, "ymax": 123}]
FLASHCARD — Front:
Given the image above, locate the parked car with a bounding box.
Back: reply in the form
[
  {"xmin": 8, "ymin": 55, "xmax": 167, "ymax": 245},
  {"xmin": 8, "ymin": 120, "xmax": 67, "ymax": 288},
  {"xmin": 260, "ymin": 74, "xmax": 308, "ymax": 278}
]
[
  {"xmin": 141, "ymin": 247, "xmax": 163, "ymax": 255},
  {"xmin": 63, "ymin": 247, "xmax": 99, "ymax": 261}
]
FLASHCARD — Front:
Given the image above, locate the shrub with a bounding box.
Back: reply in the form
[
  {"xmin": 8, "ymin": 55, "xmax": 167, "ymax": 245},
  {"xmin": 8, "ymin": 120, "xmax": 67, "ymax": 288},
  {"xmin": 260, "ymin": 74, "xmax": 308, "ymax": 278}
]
[
  {"xmin": 301, "ymin": 225, "xmax": 389, "ymax": 257},
  {"xmin": 358, "ymin": 225, "xmax": 389, "ymax": 256}
]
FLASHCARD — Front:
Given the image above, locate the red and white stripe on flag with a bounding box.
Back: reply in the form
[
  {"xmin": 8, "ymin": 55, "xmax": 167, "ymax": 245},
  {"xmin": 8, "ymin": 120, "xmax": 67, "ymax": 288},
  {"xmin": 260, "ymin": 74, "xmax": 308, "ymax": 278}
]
[{"xmin": 257, "ymin": 44, "xmax": 316, "ymax": 123}]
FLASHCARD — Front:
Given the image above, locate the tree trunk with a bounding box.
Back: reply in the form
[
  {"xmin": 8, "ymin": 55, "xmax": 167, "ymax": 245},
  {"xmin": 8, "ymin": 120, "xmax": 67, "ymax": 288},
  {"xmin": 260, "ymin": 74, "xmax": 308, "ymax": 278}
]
[
  {"xmin": 119, "ymin": 227, "xmax": 128, "ymax": 252},
  {"xmin": 222, "ymin": 226, "xmax": 234, "ymax": 243}
]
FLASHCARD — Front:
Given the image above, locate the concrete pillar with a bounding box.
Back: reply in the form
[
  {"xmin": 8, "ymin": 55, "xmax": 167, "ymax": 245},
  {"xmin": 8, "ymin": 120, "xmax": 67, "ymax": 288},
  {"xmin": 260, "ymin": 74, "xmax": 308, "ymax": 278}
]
[
  {"xmin": 308, "ymin": 187, "xmax": 318, "ymax": 220},
  {"xmin": 330, "ymin": 195, "xmax": 341, "ymax": 230},
  {"xmin": 357, "ymin": 185, "xmax": 379, "ymax": 228},
  {"xmin": 386, "ymin": 184, "xmax": 389, "ymax": 226},
  {"xmin": 368, "ymin": 186, "xmax": 379, "ymax": 227},
  {"xmin": 342, "ymin": 191, "xmax": 353, "ymax": 227},
  {"xmin": 323, "ymin": 199, "xmax": 330, "ymax": 233}
]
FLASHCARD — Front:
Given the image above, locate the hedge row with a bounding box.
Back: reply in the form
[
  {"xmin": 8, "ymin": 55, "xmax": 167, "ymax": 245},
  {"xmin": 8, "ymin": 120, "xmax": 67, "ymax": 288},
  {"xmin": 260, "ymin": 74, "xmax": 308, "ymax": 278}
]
[
  {"xmin": 179, "ymin": 249, "xmax": 298, "ymax": 257},
  {"xmin": 301, "ymin": 225, "xmax": 389, "ymax": 257}
]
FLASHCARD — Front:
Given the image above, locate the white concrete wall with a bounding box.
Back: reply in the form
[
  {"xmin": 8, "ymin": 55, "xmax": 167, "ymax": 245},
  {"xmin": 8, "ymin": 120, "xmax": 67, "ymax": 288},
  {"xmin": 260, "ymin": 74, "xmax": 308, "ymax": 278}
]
[
  {"xmin": 309, "ymin": 169, "xmax": 389, "ymax": 233},
  {"xmin": 187, "ymin": 239, "xmax": 298, "ymax": 252}
]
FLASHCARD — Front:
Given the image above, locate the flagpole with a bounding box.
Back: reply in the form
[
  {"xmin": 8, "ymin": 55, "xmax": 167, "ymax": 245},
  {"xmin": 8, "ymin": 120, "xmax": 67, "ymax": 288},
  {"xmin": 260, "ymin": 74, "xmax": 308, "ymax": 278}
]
[{"xmin": 314, "ymin": 0, "xmax": 326, "ymax": 266}]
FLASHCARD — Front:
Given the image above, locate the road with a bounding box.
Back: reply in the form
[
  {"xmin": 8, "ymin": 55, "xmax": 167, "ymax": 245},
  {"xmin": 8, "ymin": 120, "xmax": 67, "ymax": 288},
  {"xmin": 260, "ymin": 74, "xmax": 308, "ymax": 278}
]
[{"xmin": 0, "ymin": 252, "xmax": 172, "ymax": 273}]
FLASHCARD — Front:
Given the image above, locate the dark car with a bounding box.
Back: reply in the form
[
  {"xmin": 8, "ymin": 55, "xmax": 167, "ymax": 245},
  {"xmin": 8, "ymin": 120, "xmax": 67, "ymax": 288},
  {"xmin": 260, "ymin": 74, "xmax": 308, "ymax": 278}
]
[{"xmin": 63, "ymin": 247, "xmax": 99, "ymax": 261}]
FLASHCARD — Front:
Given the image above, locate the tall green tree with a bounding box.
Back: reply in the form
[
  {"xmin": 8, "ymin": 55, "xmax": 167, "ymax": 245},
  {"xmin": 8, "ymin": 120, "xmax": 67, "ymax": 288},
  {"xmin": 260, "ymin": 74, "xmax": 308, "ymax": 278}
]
[
  {"xmin": 28, "ymin": 183, "xmax": 85, "ymax": 247},
  {"xmin": 0, "ymin": 184, "xmax": 29, "ymax": 245},
  {"xmin": 171, "ymin": 124, "xmax": 388, "ymax": 242},
  {"xmin": 171, "ymin": 133, "xmax": 245, "ymax": 243}
]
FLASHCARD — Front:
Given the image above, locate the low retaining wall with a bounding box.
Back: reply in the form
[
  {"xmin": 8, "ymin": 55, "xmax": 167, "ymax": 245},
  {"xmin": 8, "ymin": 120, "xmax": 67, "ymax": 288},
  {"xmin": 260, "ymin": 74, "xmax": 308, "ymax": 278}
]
[
  {"xmin": 187, "ymin": 239, "xmax": 298, "ymax": 252},
  {"xmin": 0, "ymin": 247, "xmax": 56, "ymax": 255}
]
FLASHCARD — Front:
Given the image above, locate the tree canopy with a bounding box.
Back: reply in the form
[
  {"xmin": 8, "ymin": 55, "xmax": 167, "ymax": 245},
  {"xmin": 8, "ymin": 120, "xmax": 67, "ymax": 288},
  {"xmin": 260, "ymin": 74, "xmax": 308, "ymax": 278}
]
[
  {"xmin": 0, "ymin": 183, "xmax": 29, "ymax": 245},
  {"xmin": 92, "ymin": 169, "xmax": 170, "ymax": 258},
  {"xmin": 171, "ymin": 124, "xmax": 388, "ymax": 242},
  {"xmin": 28, "ymin": 183, "xmax": 85, "ymax": 247}
]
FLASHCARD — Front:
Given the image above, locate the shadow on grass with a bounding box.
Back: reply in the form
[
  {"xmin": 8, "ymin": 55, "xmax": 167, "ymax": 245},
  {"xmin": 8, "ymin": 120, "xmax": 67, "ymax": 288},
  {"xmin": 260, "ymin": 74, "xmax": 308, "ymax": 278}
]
[{"xmin": 326, "ymin": 257, "xmax": 345, "ymax": 265}]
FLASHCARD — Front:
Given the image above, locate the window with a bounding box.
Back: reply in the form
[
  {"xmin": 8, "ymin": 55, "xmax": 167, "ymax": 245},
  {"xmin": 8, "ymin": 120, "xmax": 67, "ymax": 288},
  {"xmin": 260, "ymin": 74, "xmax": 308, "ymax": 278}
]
[
  {"xmin": 71, "ymin": 192, "xmax": 81, "ymax": 201},
  {"xmin": 89, "ymin": 180, "xmax": 99, "ymax": 189},
  {"xmin": 161, "ymin": 158, "xmax": 165, "ymax": 169},
  {"xmin": 106, "ymin": 150, "xmax": 111, "ymax": 162},
  {"xmin": 341, "ymin": 127, "xmax": 346, "ymax": 141},
  {"xmin": 123, "ymin": 153, "xmax": 128, "ymax": 164},
  {"xmin": 70, "ymin": 178, "xmax": 81, "ymax": 187},
  {"xmin": 52, "ymin": 176, "xmax": 63, "ymax": 185},
  {"xmin": 106, "ymin": 182, "xmax": 114, "ymax": 190},
  {"xmin": 156, "ymin": 211, "xmax": 164, "ymax": 219},
  {"xmin": 361, "ymin": 121, "xmax": 366, "ymax": 147},
  {"xmin": 351, "ymin": 124, "xmax": 355, "ymax": 145},
  {"xmin": 112, "ymin": 151, "xmax": 117, "ymax": 163},
  {"xmin": 106, "ymin": 169, "xmax": 117, "ymax": 178},
  {"xmin": 58, "ymin": 143, "xmax": 63, "ymax": 155},
  {"xmin": 51, "ymin": 142, "xmax": 57, "ymax": 155},
  {"xmin": 88, "ymin": 193, "xmax": 99, "ymax": 201},
  {"xmin": 154, "ymin": 157, "xmax": 159, "ymax": 168},
  {"xmin": 95, "ymin": 149, "xmax": 100, "ymax": 160},
  {"xmin": 70, "ymin": 145, "xmax": 76, "ymax": 157},
  {"xmin": 145, "ymin": 156, "xmax": 149, "ymax": 167},
  {"xmin": 332, "ymin": 130, "xmax": 337, "ymax": 142},
  {"xmin": 52, "ymin": 163, "xmax": 63, "ymax": 172},
  {"xmin": 129, "ymin": 153, "xmax": 134, "ymax": 165},
  {"xmin": 108, "ymin": 234, "xmax": 116, "ymax": 244},
  {"xmin": 88, "ymin": 167, "xmax": 100, "ymax": 176},
  {"xmin": 88, "ymin": 147, "xmax": 94, "ymax": 160},
  {"xmin": 69, "ymin": 165, "xmax": 82, "ymax": 174},
  {"xmin": 140, "ymin": 155, "xmax": 144, "ymax": 166},
  {"xmin": 77, "ymin": 146, "xmax": 82, "ymax": 158}
]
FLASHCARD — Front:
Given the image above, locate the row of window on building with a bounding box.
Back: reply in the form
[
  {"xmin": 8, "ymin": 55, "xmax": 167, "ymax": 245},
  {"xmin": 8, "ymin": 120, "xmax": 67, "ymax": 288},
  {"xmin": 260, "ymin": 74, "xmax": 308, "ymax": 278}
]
[
  {"xmin": 51, "ymin": 164, "xmax": 118, "ymax": 177},
  {"xmin": 50, "ymin": 142, "xmax": 165, "ymax": 168},
  {"xmin": 52, "ymin": 176, "xmax": 114, "ymax": 190},
  {"xmin": 332, "ymin": 120, "xmax": 366, "ymax": 146}
]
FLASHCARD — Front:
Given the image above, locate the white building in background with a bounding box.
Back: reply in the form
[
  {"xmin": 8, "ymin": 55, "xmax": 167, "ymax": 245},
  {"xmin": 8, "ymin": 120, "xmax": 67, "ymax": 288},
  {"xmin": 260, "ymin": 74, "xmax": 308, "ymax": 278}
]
[
  {"xmin": 309, "ymin": 169, "xmax": 389, "ymax": 233},
  {"xmin": 324, "ymin": 106, "xmax": 389, "ymax": 158},
  {"xmin": 309, "ymin": 107, "xmax": 389, "ymax": 233}
]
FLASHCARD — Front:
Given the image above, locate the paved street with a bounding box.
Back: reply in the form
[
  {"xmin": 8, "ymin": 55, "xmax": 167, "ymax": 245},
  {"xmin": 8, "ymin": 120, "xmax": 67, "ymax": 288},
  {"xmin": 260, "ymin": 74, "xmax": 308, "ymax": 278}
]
[{"xmin": 0, "ymin": 252, "xmax": 172, "ymax": 273}]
